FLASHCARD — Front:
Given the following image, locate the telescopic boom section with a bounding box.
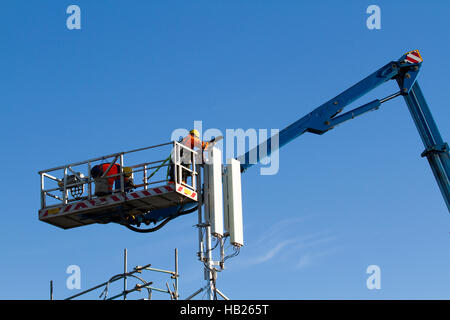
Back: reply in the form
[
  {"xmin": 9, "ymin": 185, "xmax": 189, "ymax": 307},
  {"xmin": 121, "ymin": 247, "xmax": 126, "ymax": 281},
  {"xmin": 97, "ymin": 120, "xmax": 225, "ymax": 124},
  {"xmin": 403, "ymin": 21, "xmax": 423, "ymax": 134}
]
[
  {"xmin": 400, "ymin": 82, "xmax": 450, "ymax": 210},
  {"xmin": 239, "ymin": 50, "xmax": 450, "ymax": 212}
]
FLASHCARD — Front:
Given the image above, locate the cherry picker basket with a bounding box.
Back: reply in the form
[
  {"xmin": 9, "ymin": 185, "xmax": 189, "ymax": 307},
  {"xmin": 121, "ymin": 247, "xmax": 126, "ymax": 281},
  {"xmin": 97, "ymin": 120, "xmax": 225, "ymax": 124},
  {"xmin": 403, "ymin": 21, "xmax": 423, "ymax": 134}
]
[{"xmin": 38, "ymin": 141, "xmax": 199, "ymax": 229}]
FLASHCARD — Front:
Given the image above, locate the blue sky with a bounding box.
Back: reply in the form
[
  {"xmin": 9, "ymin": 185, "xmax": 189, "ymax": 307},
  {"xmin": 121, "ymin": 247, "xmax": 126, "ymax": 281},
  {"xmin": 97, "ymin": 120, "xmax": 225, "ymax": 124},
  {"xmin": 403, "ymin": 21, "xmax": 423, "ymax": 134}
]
[{"xmin": 0, "ymin": 0, "xmax": 449, "ymax": 299}]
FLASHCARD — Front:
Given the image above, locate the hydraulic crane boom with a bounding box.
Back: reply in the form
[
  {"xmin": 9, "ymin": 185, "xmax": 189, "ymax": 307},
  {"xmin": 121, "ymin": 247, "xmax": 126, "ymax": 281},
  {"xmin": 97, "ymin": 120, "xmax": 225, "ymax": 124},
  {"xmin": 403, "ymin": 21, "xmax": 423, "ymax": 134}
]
[
  {"xmin": 37, "ymin": 50, "xmax": 449, "ymax": 232},
  {"xmin": 239, "ymin": 50, "xmax": 450, "ymax": 212},
  {"xmin": 401, "ymin": 82, "xmax": 450, "ymax": 211}
]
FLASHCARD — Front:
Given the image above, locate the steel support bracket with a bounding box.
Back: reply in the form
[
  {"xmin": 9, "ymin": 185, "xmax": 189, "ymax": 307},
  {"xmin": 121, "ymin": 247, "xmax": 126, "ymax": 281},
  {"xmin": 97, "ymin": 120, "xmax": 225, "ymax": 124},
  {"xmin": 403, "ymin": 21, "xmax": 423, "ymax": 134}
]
[{"xmin": 421, "ymin": 143, "xmax": 449, "ymax": 158}]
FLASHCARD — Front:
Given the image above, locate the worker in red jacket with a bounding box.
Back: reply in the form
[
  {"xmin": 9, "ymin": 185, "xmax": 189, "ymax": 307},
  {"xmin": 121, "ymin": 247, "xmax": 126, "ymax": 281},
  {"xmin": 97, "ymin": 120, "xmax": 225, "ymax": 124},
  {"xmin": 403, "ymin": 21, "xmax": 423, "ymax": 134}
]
[
  {"xmin": 91, "ymin": 163, "xmax": 121, "ymax": 195},
  {"xmin": 91, "ymin": 163, "xmax": 134, "ymax": 196}
]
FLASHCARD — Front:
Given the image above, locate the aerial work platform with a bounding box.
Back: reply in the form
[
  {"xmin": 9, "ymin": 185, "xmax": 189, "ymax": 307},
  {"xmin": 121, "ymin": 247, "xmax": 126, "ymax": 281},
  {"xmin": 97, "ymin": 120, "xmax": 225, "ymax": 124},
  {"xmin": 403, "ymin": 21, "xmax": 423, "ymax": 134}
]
[{"xmin": 38, "ymin": 141, "xmax": 199, "ymax": 229}]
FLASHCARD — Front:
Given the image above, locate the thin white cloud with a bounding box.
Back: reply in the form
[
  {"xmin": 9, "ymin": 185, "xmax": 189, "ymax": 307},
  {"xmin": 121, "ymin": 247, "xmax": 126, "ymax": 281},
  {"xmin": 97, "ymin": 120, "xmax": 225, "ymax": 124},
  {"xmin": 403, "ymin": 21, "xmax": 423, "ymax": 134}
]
[
  {"xmin": 241, "ymin": 233, "xmax": 337, "ymax": 268},
  {"xmin": 253, "ymin": 239, "xmax": 298, "ymax": 264},
  {"xmin": 296, "ymin": 253, "xmax": 313, "ymax": 269},
  {"xmin": 295, "ymin": 248, "xmax": 340, "ymax": 270},
  {"xmin": 236, "ymin": 216, "xmax": 339, "ymax": 269},
  {"xmin": 253, "ymin": 217, "xmax": 308, "ymax": 245}
]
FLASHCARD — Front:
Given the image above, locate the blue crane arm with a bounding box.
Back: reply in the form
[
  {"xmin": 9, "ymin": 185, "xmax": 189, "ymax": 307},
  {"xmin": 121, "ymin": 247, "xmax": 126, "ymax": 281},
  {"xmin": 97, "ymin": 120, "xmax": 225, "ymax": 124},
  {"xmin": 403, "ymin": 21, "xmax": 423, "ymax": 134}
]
[
  {"xmin": 400, "ymin": 81, "xmax": 450, "ymax": 210},
  {"xmin": 141, "ymin": 50, "xmax": 449, "ymax": 227},
  {"xmin": 239, "ymin": 60, "xmax": 400, "ymax": 169},
  {"xmin": 239, "ymin": 50, "xmax": 450, "ymax": 212}
]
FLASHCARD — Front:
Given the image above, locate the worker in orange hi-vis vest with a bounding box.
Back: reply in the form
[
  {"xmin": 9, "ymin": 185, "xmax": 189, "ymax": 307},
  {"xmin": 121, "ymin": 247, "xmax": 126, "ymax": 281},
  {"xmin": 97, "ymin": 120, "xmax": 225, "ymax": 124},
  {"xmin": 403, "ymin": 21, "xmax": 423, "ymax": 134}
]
[
  {"xmin": 181, "ymin": 129, "xmax": 209, "ymax": 152},
  {"xmin": 169, "ymin": 129, "xmax": 209, "ymax": 184}
]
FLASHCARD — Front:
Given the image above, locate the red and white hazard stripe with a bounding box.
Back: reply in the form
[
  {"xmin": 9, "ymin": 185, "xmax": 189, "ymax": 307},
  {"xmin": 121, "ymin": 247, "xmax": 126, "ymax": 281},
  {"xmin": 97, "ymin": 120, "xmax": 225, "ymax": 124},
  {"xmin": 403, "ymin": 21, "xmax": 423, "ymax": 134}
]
[
  {"xmin": 405, "ymin": 50, "xmax": 423, "ymax": 64},
  {"xmin": 39, "ymin": 185, "xmax": 177, "ymax": 219}
]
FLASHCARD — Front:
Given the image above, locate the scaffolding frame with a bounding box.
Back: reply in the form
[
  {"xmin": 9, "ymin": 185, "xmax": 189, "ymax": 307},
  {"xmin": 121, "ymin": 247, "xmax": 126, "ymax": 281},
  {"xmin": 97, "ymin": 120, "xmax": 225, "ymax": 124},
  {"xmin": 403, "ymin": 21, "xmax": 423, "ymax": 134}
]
[{"xmin": 55, "ymin": 248, "xmax": 180, "ymax": 301}]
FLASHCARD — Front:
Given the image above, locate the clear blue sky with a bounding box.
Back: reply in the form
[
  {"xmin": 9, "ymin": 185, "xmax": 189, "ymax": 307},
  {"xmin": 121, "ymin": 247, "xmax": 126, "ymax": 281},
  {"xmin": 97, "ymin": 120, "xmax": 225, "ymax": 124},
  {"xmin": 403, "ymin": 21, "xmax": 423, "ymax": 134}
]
[{"xmin": 0, "ymin": 0, "xmax": 449, "ymax": 299}]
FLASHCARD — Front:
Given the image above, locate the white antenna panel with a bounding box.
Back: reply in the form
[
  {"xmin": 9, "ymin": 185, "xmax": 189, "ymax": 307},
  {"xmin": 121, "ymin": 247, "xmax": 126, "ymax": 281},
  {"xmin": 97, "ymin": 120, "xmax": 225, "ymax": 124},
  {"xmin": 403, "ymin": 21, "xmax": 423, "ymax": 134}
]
[
  {"xmin": 223, "ymin": 158, "xmax": 244, "ymax": 247},
  {"xmin": 204, "ymin": 147, "xmax": 224, "ymax": 237}
]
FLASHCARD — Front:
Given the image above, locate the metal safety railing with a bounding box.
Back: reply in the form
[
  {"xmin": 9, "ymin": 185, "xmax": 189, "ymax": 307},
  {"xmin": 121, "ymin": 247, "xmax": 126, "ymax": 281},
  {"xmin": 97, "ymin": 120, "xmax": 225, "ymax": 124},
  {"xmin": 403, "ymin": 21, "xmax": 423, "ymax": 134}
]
[{"xmin": 39, "ymin": 141, "xmax": 199, "ymax": 209}]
